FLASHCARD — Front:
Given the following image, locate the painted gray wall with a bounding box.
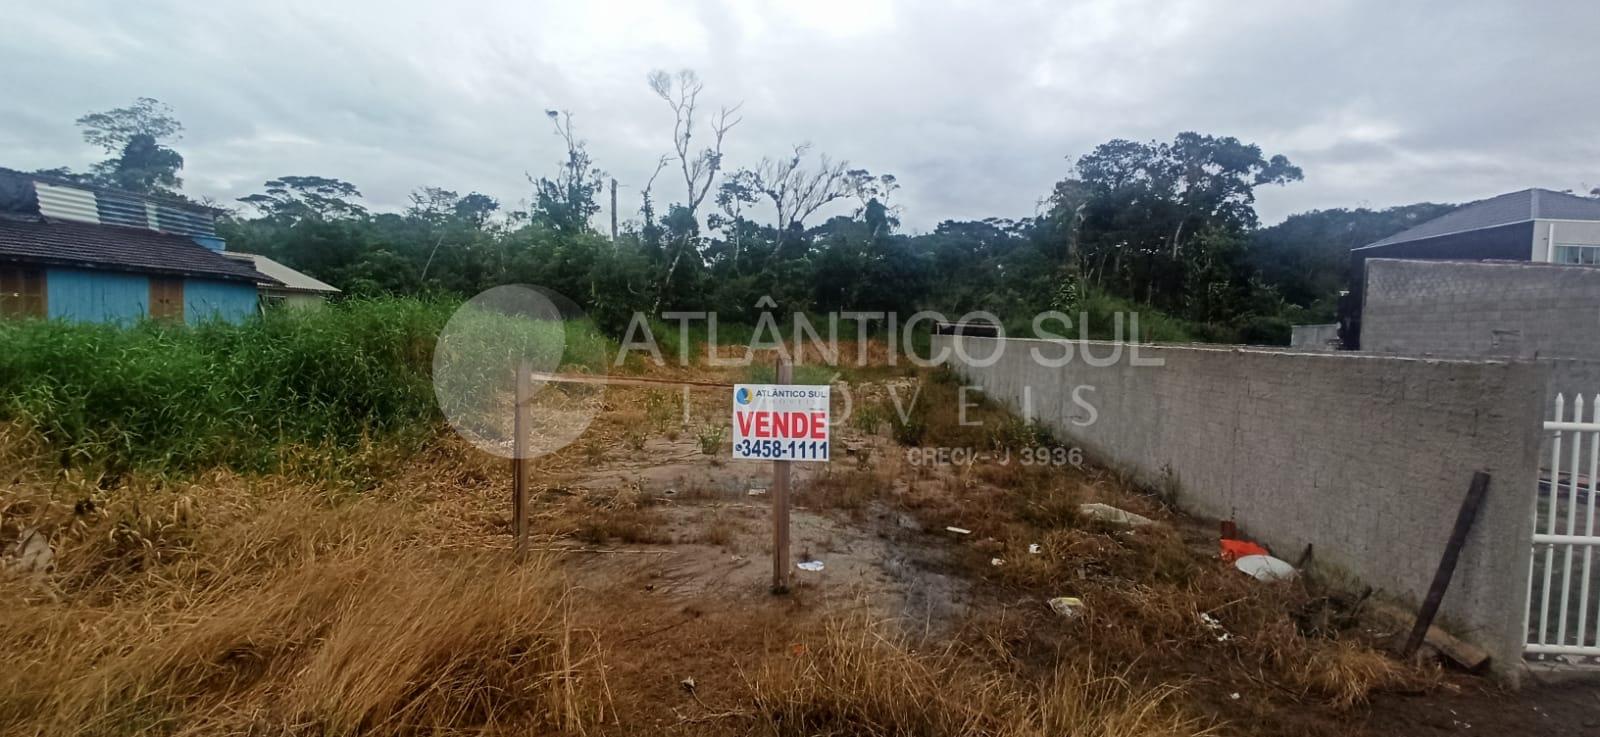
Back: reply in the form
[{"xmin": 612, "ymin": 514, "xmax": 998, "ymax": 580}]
[
  {"xmin": 1362, "ymin": 258, "xmax": 1600, "ymax": 361},
  {"xmin": 1361, "ymin": 257, "xmax": 1600, "ymax": 414},
  {"xmin": 934, "ymin": 335, "xmax": 1545, "ymax": 676}
]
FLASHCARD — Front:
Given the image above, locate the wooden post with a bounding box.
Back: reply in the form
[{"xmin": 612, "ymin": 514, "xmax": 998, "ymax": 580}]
[
  {"xmin": 1401, "ymin": 471, "xmax": 1491, "ymax": 658},
  {"xmin": 609, "ymin": 178, "xmax": 619, "ymax": 245},
  {"xmin": 772, "ymin": 355, "xmax": 793, "ymax": 594},
  {"xmin": 512, "ymin": 360, "xmax": 531, "ymax": 561}
]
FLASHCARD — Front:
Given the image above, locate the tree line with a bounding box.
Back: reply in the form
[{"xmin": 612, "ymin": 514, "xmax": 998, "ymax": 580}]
[{"xmin": 35, "ymin": 82, "xmax": 1469, "ymax": 343}]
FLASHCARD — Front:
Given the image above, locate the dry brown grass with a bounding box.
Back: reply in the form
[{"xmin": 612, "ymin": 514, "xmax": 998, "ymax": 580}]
[
  {"xmin": 541, "ymin": 485, "xmax": 671, "ymax": 546},
  {"xmin": 1285, "ymin": 638, "xmax": 1428, "ymax": 709},
  {"xmin": 0, "ymin": 427, "xmax": 610, "ymax": 737},
  {"xmin": 696, "ymin": 507, "xmax": 743, "ymax": 548},
  {"xmin": 801, "ymin": 468, "xmax": 881, "ymax": 511},
  {"xmin": 742, "ymin": 614, "xmax": 1214, "ymax": 737},
  {"xmin": 1018, "ymin": 663, "xmax": 1217, "ymax": 737},
  {"xmin": 5, "ymin": 552, "xmax": 604, "ymax": 736}
]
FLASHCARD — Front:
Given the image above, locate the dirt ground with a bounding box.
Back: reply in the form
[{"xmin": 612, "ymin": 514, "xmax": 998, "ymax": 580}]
[
  {"xmin": 510, "ymin": 363, "xmax": 1600, "ymax": 736},
  {"xmin": 1364, "ymin": 682, "xmax": 1600, "ymax": 735},
  {"xmin": 5, "ymin": 352, "xmax": 1599, "ymax": 736}
]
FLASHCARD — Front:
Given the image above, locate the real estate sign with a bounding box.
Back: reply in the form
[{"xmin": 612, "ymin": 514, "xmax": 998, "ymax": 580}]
[{"xmin": 731, "ymin": 384, "xmax": 830, "ymax": 462}]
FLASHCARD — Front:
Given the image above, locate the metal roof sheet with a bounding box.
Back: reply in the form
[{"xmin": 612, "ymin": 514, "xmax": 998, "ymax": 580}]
[
  {"xmin": 1361, "ymin": 188, "xmax": 1600, "ymax": 249},
  {"xmin": 223, "ymin": 252, "xmax": 340, "ymax": 294},
  {"xmin": 0, "ymin": 166, "xmax": 224, "ymax": 215}
]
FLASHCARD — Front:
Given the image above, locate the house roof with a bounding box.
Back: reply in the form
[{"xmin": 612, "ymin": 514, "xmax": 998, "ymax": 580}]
[
  {"xmin": 0, "ymin": 217, "xmax": 269, "ymax": 283},
  {"xmin": 1360, "ymin": 188, "xmax": 1600, "ymax": 249},
  {"xmin": 223, "ymin": 252, "xmax": 340, "ymax": 295},
  {"xmin": 0, "ymin": 166, "xmax": 226, "ymax": 216}
]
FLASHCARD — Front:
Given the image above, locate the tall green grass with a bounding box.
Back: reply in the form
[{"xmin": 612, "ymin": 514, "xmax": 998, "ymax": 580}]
[{"xmin": 0, "ymin": 298, "xmax": 453, "ymax": 475}]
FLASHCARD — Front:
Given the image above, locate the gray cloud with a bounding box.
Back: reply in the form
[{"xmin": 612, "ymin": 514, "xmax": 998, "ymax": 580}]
[{"xmin": 3, "ymin": 0, "xmax": 1596, "ymax": 231}]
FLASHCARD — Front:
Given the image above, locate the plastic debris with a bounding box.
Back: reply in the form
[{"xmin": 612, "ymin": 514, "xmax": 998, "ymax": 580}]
[
  {"xmin": 1234, "ymin": 554, "xmax": 1297, "ymax": 582},
  {"xmin": 1199, "ymin": 612, "xmax": 1232, "ymax": 642},
  {"xmin": 990, "ymin": 558, "xmax": 1005, "ymax": 567},
  {"xmin": 1219, "ymin": 538, "xmax": 1269, "ymax": 562},
  {"xmin": 747, "ymin": 487, "xmax": 767, "ymax": 496},
  {"xmin": 946, "ymin": 526, "xmax": 972, "ymax": 535},
  {"xmin": 796, "ymin": 560, "xmax": 825, "ymax": 572},
  {"xmin": 1028, "ymin": 543, "xmax": 1042, "ymax": 555},
  {"xmin": 1230, "ymin": 692, "xmax": 1241, "ymax": 701},
  {"xmin": 1078, "ymin": 503, "xmax": 1153, "ymax": 527},
  {"xmin": 1048, "ymin": 596, "xmax": 1084, "ymax": 618},
  {"xmin": 680, "ymin": 676, "xmax": 696, "ymax": 693}
]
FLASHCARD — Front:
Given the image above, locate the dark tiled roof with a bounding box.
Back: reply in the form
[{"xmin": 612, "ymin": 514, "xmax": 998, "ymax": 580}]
[
  {"xmin": 0, "ymin": 217, "xmax": 269, "ymax": 283},
  {"xmin": 1362, "ymin": 188, "xmax": 1600, "ymax": 249}
]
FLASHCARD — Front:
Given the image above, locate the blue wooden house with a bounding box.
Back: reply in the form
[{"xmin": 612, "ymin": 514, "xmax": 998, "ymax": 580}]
[{"xmin": 0, "ymin": 168, "xmax": 274, "ymax": 324}]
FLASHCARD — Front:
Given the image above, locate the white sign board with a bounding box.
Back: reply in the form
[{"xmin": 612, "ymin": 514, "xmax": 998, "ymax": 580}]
[{"xmin": 731, "ymin": 384, "xmax": 830, "ymax": 462}]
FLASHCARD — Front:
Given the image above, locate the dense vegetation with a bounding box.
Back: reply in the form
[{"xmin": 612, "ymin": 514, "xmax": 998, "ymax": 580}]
[
  {"xmin": 4, "ymin": 87, "xmax": 1479, "ymax": 471},
  {"xmin": 0, "ymin": 299, "xmax": 449, "ymax": 476},
  {"xmin": 37, "ymin": 88, "xmax": 1467, "ymax": 345}
]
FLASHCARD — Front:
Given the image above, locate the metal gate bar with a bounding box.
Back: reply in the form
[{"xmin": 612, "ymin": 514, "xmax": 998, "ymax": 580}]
[{"xmin": 1526, "ymin": 393, "xmax": 1600, "ymax": 657}]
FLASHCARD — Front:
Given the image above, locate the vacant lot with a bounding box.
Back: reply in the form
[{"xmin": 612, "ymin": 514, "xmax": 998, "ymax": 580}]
[{"xmin": 0, "ymin": 343, "xmax": 1575, "ymax": 736}]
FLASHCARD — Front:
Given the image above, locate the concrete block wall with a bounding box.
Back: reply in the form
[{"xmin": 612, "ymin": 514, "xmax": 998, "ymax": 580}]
[
  {"xmin": 1361, "ymin": 258, "xmax": 1600, "ymax": 469},
  {"xmin": 1363, "ymin": 259, "xmax": 1600, "ymax": 360},
  {"xmin": 1550, "ymin": 360, "xmax": 1600, "ymax": 410},
  {"xmin": 935, "ymin": 335, "xmax": 1546, "ymax": 675}
]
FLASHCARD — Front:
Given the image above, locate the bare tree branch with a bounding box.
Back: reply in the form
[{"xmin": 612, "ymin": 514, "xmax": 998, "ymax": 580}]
[
  {"xmin": 748, "ymin": 144, "xmax": 850, "ymax": 233},
  {"xmin": 648, "ymin": 69, "xmax": 742, "ymax": 218},
  {"xmin": 646, "ymin": 69, "xmax": 744, "ymax": 313},
  {"xmin": 639, "ymin": 154, "xmax": 672, "ymax": 229}
]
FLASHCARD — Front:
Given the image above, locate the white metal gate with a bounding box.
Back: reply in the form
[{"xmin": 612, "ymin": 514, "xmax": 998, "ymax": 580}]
[{"xmin": 1526, "ymin": 393, "xmax": 1600, "ymax": 659}]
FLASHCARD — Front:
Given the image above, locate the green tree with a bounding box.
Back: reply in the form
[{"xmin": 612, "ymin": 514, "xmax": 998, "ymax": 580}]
[
  {"xmin": 407, "ymin": 186, "xmax": 461, "ymax": 224},
  {"xmin": 1247, "ymin": 202, "xmax": 1454, "ymax": 310},
  {"xmin": 532, "ymin": 111, "xmax": 604, "ymax": 235},
  {"xmin": 238, "ymin": 176, "xmax": 368, "ymax": 223},
  {"xmin": 76, "ymin": 97, "xmax": 183, "ymax": 152},
  {"xmin": 709, "ymin": 171, "xmax": 760, "ymax": 274},
  {"xmin": 454, "ymin": 193, "xmax": 500, "ymax": 229},
  {"xmin": 76, "ymin": 97, "xmax": 186, "ymax": 194},
  {"xmin": 100, "ymin": 135, "xmax": 185, "ymax": 193},
  {"xmin": 1049, "ymin": 132, "xmax": 1301, "ymax": 319}
]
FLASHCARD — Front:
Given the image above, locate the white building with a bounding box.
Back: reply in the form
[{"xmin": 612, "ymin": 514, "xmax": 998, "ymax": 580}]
[{"xmin": 222, "ymin": 252, "xmax": 340, "ymax": 309}]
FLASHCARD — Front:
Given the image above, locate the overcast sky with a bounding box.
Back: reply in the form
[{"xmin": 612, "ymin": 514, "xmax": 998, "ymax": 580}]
[{"xmin": 2, "ymin": 0, "xmax": 1596, "ymax": 232}]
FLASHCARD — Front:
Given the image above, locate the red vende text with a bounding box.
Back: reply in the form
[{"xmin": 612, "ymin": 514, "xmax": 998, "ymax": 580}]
[{"xmin": 736, "ymin": 411, "xmax": 828, "ymax": 440}]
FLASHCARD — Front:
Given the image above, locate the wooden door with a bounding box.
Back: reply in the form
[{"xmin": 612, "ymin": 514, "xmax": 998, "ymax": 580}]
[
  {"xmin": 149, "ymin": 276, "xmax": 184, "ymax": 322},
  {"xmin": 0, "ymin": 266, "xmax": 46, "ymax": 318}
]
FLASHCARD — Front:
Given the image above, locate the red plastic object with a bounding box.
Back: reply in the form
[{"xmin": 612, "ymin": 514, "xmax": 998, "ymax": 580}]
[{"xmin": 1220, "ymin": 539, "xmax": 1268, "ymax": 562}]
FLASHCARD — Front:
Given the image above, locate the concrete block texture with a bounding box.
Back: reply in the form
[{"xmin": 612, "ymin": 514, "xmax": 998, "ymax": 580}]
[
  {"xmin": 934, "ymin": 335, "xmax": 1547, "ymax": 677},
  {"xmin": 1363, "ymin": 259, "xmax": 1600, "ymax": 361}
]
